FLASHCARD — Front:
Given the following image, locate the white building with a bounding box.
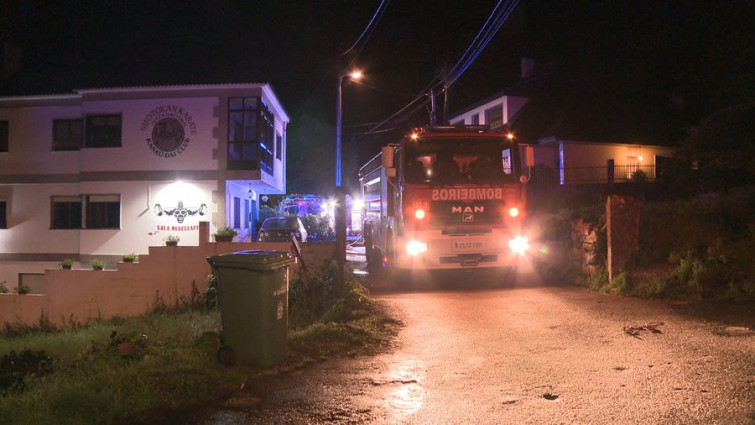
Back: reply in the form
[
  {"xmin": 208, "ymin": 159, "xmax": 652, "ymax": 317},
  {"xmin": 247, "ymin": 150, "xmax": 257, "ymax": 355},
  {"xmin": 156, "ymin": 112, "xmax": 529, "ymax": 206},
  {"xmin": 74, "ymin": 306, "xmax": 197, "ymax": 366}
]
[{"xmin": 0, "ymin": 83, "xmax": 289, "ymax": 287}]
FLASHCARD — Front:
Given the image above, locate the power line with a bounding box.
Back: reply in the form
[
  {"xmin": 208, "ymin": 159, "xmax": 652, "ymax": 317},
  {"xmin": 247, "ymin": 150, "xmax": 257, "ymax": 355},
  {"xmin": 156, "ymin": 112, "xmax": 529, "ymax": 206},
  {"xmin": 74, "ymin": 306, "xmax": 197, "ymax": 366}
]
[
  {"xmin": 364, "ymin": 0, "xmax": 519, "ymax": 136},
  {"xmin": 342, "ymin": 0, "xmax": 391, "ymax": 69},
  {"xmin": 444, "ymin": 0, "xmax": 519, "ymax": 86}
]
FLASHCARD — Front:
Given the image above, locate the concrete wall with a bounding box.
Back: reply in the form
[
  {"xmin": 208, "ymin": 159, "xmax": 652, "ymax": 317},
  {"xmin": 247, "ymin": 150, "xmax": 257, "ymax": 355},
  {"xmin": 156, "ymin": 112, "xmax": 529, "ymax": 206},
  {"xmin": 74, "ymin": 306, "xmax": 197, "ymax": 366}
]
[{"xmin": 0, "ymin": 222, "xmax": 335, "ymax": 328}]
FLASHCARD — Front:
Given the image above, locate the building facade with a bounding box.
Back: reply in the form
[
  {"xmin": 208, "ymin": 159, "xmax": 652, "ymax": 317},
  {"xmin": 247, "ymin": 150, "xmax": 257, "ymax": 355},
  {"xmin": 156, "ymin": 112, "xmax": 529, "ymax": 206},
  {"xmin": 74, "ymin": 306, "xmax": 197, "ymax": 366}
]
[{"xmin": 0, "ymin": 83, "xmax": 289, "ymax": 287}]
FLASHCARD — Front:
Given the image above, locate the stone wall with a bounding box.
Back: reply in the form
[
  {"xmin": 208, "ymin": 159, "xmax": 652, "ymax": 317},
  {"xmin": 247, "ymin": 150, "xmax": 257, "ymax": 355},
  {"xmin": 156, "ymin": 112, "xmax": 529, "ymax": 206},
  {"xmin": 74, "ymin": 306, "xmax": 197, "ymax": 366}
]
[{"xmin": 606, "ymin": 194, "xmax": 641, "ymax": 281}]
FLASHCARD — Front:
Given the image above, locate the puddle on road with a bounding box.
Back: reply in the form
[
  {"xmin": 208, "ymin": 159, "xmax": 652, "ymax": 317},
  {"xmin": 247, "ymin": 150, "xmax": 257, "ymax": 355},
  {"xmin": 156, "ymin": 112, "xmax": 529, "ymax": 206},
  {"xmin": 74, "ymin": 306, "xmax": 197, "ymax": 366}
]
[
  {"xmin": 388, "ymin": 381, "xmax": 425, "ymax": 415},
  {"xmin": 380, "ymin": 357, "xmax": 426, "ymax": 420}
]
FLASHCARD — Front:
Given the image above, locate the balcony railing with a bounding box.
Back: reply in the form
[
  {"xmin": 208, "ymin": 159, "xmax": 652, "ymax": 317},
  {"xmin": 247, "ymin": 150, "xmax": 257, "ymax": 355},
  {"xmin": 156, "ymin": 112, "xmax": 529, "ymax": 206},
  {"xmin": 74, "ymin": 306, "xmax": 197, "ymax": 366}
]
[
  {"xmin": 524, "ymin": 164, "xmax": 657, "ymax": 185},
  {"xmin": 227, "ymin": 141, "xmax": 274, "ymax": 175}
]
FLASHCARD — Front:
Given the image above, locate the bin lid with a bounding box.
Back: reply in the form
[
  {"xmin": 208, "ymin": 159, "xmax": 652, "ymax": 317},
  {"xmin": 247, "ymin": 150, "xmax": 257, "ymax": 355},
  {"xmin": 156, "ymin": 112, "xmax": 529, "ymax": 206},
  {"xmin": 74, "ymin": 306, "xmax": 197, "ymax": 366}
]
[{"xmin": 207, "ymin": 250, "xmax": 294, "ymax": 271}]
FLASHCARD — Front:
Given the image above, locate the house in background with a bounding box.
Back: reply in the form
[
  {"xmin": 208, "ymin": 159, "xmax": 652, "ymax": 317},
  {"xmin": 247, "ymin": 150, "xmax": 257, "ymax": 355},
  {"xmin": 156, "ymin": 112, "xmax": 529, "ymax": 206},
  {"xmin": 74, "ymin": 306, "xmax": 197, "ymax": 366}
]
[
  {"xmin": 0, "ymin": 83, "xmax": 289, "ymax": 288},
  {"xmin": 449, "ymin": 90, "xmax": 677, "ymax": 185},
  {"xmin": 448, "ymin": 90, "xmax": 528, "ymax": 129}
]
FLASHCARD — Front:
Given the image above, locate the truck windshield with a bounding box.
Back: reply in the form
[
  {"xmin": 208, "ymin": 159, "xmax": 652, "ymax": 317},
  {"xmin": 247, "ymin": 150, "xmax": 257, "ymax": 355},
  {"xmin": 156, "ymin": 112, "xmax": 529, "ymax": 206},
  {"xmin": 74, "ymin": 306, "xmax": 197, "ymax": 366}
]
[{"xmin": 403, "ymin": 137, "xmax": 518, "ymax": 185}]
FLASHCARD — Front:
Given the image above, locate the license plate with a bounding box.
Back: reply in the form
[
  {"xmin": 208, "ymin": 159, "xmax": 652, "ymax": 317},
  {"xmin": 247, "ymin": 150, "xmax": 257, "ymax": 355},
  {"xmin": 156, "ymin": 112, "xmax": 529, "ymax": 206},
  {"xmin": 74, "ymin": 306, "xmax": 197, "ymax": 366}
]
[{"xmin": 453, "ymin": 240, "xmax": 485, "ymax": 252}]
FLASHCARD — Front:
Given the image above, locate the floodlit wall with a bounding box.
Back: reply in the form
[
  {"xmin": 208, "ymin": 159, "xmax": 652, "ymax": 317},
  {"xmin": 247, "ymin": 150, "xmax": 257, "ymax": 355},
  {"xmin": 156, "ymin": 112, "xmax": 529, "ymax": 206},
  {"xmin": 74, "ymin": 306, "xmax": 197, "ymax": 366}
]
[{"xmin": 0, "ymin": 223, "xmax": 335, "ymax": 328}]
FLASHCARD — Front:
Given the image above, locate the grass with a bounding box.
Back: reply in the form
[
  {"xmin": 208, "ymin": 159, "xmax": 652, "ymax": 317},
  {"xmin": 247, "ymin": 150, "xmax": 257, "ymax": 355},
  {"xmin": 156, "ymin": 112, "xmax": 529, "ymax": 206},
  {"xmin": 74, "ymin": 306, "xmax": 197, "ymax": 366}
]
[
  {"xmin": 0, "ymin": 309, "xmax": 239, "ymax": 424},
  {"xmin": 0, "ymin": 265, "xmax": 398, "ymax": 425}
]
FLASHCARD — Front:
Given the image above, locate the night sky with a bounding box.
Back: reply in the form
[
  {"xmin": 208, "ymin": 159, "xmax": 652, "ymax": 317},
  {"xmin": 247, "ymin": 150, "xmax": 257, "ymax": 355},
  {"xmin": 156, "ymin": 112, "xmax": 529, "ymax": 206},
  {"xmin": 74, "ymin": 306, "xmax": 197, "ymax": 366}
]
[{"xmin": 2, "ymin": 0, "xmax": 753, "ymax": 193}]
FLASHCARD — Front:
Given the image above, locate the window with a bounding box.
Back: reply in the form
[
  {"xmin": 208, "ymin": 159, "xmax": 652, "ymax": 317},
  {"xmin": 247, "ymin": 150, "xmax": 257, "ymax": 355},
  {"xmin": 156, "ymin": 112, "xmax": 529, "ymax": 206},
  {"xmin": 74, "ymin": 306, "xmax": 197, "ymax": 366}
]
[
  {"xmin": 53, "ymin": 119, "xmax": 83, "ymax": 151},
  {"xmin": 51, "ymin": 195, "xmax": 120, "ymax": 229},
  {"xmin": 51, "ymin": 196, "xmax": 83, "ymax": 229},
  {"xmin": 0, "ymin": 120, "xmax": 8, "ymax": 152},
  {"xmin": 86, "ymin": 195, "xmax": 120, "ymax": 229},
  {"xmin": 276, "ymin": 132, "xmax": 282, "ymax": 160},
  {"xmin": 470, "ymin": 113, "xmax": 479, "ymax": 125},
  {"xmin": 485, "ymin": 105, "xmax": 503, "ymax": 128},
  {"xmin": 85, "ymin": 114, "xmax": 121, "ymax": 148},
  {"xmin": 0, "ymin": 200, "xmax": 6, "ymax": 228},
  {"xmin": 227, "ymin": 97, "xmax": 274, "ymax": 174},
  {"xmin": 232, "ymin": 196, "xmax": 241, "ymax": 228}
]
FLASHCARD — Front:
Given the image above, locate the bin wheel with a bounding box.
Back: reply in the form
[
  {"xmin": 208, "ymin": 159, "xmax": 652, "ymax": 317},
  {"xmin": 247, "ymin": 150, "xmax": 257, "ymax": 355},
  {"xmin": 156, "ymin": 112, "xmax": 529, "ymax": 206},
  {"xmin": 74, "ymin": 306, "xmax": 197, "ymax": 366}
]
[{"xmin": 217, "ymin": 345, "xmax": 236, "ymax": 366}]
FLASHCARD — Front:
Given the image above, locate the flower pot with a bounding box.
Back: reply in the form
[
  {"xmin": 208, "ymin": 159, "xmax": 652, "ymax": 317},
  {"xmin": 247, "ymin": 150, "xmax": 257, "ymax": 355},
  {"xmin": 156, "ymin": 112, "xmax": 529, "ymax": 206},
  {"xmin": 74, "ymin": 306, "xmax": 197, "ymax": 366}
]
[
  {"xmin": 214, "ymin": 235, "xmax": 233, "ymax": 243},
  {"xmin": 165, "ymin": 241, "xmax": 178, "ymax": 246},
  {"xmin": 62, "ymin": 264, "xmax": 72, "ymax": 270},
  {"xmin": 93, "ymin": 267, "xmax": 104, "ymax": 271},
  {"xmin": 122, "ymin": 258, "xmax": 134, "ymax": 263}
]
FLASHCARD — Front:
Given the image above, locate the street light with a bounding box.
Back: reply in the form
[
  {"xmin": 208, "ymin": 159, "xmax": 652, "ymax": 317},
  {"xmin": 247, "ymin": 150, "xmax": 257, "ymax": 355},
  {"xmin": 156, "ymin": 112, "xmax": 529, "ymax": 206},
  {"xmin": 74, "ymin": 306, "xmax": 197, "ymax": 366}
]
[
  {"xmin": 335, "ymin": 69, "xmax": 362, "ymax": 287},
  {"xmin": 336, "ymin": 70, "xmax": 362, "ymax": 187}
]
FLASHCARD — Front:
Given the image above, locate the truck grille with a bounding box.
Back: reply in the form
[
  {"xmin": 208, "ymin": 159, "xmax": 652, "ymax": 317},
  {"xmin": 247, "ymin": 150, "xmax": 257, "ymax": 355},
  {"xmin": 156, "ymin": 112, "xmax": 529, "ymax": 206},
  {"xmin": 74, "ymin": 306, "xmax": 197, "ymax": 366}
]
[{"xmin": 429, "ymin": 201, "xmax": 505, "ymax": 226}]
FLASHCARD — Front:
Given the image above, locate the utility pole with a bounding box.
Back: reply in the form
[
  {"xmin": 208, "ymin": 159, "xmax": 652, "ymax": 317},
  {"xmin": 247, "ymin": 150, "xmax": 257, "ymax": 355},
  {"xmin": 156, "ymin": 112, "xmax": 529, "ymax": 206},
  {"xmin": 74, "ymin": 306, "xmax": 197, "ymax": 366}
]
[{"xmin": 429, "ymin": 89, "xmax": 437, "ymax": 125}]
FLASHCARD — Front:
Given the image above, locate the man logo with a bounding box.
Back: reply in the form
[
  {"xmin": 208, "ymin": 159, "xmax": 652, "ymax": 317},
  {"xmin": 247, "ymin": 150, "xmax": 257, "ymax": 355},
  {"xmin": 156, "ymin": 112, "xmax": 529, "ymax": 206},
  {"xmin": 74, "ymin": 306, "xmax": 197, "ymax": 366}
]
[{"xmin": 451, "ymin": 205, "xmax": 485, "ymax": 214}]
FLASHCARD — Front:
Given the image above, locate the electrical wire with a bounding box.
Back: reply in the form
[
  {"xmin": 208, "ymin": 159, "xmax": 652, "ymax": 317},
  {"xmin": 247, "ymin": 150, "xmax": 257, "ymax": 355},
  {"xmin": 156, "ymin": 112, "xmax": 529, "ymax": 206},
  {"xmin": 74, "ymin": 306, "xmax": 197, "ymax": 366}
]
[
  {"xmin": 444, "ymin": 0, "xmax": 519, "ymax": 86},
  {"xmin": 364, "ymin": 0, "xmax": 519, "ymax": 135},
  {"xmin": 342, "ymin": 0, "xmax": 391, "ymax": 69}
]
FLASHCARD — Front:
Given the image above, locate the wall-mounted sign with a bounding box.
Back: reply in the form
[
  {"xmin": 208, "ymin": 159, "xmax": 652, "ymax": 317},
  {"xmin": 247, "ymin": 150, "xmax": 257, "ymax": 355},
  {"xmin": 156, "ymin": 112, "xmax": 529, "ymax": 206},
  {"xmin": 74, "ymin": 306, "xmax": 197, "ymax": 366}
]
[
  {"xmin": 141, "ymin": 105, "xmax": 198, "ymax": 158},
  {"xmin": 154, "ymin": 201, "xmax": 207, "ymax": 223}
]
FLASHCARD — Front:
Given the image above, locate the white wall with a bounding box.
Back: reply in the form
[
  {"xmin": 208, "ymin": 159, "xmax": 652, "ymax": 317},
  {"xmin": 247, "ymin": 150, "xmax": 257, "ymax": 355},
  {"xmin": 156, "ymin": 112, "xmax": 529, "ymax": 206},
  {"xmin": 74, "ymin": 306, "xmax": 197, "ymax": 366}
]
[
  {"xmin": 0, "ymin": 84, "xmax": 290, "ymax": 286},
  {"xmin": 0, "ymin": 104, "xmax": 83, "ymax": 175},
  {"xmin": 79, "ymin": 98, "xmax": 219, "ymax": 172}
]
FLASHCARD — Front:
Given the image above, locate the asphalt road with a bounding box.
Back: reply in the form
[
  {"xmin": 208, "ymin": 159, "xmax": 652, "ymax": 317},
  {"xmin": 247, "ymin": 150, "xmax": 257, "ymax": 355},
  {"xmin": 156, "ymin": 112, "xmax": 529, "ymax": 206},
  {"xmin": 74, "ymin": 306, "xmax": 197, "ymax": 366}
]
[{"xmin": 202, "ymin": 261, "xmax": 755, "ymax": 424}]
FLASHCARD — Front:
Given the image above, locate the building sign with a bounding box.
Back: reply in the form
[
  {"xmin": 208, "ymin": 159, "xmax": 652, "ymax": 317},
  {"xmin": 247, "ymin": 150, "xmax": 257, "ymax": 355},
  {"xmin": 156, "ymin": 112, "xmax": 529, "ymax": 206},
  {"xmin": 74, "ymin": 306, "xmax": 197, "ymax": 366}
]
[
  {"xmin": 154, "ymin": 201, "xmax": 207, "ymax": 223},
  {"xmin": 141, "ymin": 105, "xmax": 198, "ymax": 158}
]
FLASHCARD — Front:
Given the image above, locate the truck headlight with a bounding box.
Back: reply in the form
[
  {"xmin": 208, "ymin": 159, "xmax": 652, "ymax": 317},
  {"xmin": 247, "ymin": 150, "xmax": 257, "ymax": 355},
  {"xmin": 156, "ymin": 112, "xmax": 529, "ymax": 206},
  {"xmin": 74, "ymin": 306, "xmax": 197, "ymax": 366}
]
[
  {"xmin": 406, "ymin": 240, "xmax": 428, "ymax": 256},
  {"xmin": 508, "ymin": 236, "xmax": 529, "ymax": 255}
]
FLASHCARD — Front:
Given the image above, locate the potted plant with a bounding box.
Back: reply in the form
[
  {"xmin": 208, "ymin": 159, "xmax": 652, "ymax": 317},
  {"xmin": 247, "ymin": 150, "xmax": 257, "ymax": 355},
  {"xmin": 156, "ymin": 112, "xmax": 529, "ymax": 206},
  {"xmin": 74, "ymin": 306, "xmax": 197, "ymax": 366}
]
[
  {"xmin": 13, "ymin": 284, "xmax": 31, "ymax": 295},
  {"xmin": 213, "ymin": 226, "xmax": 237, "ymax": 242},
  {"xmin": 91, "ymin": 259, "xmax": 106, "ymax": 270},
  {"xmin": 122, "ymin": 253, "xmax": 139, "ymax": 263},
  {"xmin": 164, "ymin": 235, "xmax": 180, "ymax": 246},
  {"xmin": 60, "ymin": 258, "xmax": 75, "ymax": 270},
  {"xmin": 0, "ymin": 281, "xmax": 8, "ymax": 294}
]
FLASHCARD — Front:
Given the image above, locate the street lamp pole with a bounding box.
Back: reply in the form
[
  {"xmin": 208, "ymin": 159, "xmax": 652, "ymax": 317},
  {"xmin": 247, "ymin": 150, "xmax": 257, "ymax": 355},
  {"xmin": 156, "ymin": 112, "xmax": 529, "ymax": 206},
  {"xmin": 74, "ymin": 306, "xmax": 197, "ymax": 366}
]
[{"xmin": 335, "ymin": 70, "xmax": 361, "ymax": 288}]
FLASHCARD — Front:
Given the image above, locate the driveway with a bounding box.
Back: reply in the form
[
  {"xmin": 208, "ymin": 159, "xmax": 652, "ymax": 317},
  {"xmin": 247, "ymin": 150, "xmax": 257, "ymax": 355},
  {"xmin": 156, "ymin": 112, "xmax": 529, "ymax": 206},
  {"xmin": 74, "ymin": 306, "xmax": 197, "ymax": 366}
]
[{"xmin": 200, "ymin": 260, "xmax": 755, "ymax": 424}]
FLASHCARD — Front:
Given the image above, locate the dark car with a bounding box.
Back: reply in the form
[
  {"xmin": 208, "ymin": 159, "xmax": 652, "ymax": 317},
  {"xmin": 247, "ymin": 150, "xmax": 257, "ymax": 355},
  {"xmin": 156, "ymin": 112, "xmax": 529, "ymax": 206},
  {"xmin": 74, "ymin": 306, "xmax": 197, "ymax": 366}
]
[{"xmin": 258, "ymin": 216, "xmax": 308, "ymax": 242}]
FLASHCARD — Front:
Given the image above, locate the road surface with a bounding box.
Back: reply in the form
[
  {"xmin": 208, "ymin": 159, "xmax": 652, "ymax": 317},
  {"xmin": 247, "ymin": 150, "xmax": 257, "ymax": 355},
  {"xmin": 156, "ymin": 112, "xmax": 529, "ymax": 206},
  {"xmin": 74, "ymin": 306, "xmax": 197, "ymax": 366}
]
[{"xmin": 201, "ymin": 260, "xmax": 755, "ymax": 424}]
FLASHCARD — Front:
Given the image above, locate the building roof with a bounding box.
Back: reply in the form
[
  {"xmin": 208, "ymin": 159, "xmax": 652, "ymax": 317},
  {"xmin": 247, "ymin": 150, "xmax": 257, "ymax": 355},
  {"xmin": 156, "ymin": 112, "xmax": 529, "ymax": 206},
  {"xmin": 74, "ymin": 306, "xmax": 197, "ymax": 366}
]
[{"xmin": 0, "ymin": 83, "xmax": 290, "ymax": 122}]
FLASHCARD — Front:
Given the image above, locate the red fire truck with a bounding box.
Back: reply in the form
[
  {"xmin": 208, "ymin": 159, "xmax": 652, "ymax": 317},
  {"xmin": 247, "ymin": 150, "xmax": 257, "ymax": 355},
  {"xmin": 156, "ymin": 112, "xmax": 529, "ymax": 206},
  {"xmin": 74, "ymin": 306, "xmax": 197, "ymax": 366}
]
[{"xmin": 359, "ymin": 125, "xmax": 529, "ymax": 272}]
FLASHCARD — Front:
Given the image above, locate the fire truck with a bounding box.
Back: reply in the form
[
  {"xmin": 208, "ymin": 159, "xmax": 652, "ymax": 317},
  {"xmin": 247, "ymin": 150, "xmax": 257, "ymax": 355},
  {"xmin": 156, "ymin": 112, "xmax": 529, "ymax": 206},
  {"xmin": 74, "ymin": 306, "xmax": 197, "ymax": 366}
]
[{"xmin": 359, "ymin": 125, "xmax": 529, "ymax": 272}]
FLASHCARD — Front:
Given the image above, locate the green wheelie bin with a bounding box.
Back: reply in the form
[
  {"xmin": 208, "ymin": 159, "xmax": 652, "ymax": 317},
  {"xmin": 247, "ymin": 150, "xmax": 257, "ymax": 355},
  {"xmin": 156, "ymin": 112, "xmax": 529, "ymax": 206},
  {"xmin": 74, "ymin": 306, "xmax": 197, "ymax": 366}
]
[{"xmin": 207, "ymin": 250, "xmax": 294, "ymax": 367}]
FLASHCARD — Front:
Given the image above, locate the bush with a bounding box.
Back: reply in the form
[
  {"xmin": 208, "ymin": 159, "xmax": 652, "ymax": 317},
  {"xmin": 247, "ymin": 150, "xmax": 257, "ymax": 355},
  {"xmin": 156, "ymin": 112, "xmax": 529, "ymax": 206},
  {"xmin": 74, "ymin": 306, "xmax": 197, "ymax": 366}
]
[
  {"xmin": 289, "ymin": 261, "xmax": 372, "ymax": 330},
  {"xmin": 258, "ymin": 205, "xmax": 282, "ymax": 224},
  {"xmin": 213, "ymin": 227, "xmax": 237, "ymax": 238},
  {"xmin": 630, "ymin": 169, "xmax": 648, "ymax": 183},
  {"xmin": 299, "ymin": 214, "xmax": 334, "ymax": 241},
  {"xmin": 90, "ymin": 259, "xmax": 106, "ymax": 270},
  {"xmin": 13, "ymin": 284, "xmax": 31, "ymax": 295}
]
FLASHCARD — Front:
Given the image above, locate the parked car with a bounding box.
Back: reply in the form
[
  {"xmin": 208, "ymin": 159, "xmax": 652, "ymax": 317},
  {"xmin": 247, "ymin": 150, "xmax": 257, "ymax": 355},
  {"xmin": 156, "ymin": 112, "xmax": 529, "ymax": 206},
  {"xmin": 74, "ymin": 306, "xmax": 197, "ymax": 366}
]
[{"xmin": 258, "ymin": 216, "xmax": 308, "ymax": 242}]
